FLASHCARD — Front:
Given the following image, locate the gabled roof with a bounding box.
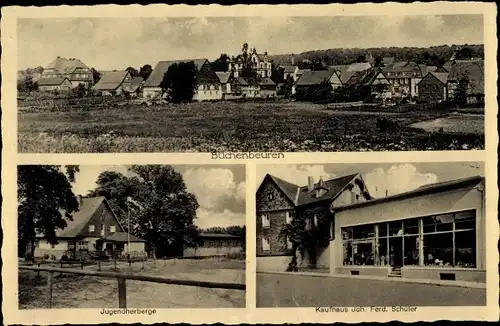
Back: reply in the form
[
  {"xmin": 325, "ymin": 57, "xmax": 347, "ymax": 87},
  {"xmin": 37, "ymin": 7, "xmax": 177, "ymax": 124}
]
[
  {"xmin": 144, "ymin": 59, "xmax": 208, "ymax": 87},
  {"xmin": 346, "ymin": 62, "xmax": 372, "ymax": 72},
  {"xmin": 329, "ymin": 65, "xmax": 349, "ymax": 76},
  {"xmin": 427, "ymin": 66, "xmax": 438, "ymax": 73},
  {"xmin": 335, "ymin": 176, "xmax": 484, "ymax": 212},
  {"xmin": 340, "ymin": 71, "xmax": 358, "ymax": 85},
  {"xmin": 259, "ymin": 77, "xmax": 276, "ymax": 86},
  {"xmin": 294, "ymin": 69, "xmax": 336, "ymax": 86},
  {"xmin": 104, "ymin": 232, "xmax": 146, "ymax": 243},
  {"xmin": 92, "ymin": 71, "xmax": 130, "ymax": 91},
  {"xmin": 38, "ymin": 76, "xmax": 70, "ymax": 86},
  {"xmin": 447, "ymin": 60, "xmax": 484, "ymax": 95},
  {"xmin": 358, "ymin": 69, "xmax": 389, "ymax": 86},
  {"xmin": 45, "ymin": 57, "xmax": 89, "ymax": 74},
  {"xmin": 429, "ymin": 71, "xmax": 449, "ymax": 84},
  {"xmin": 296, "ymin": 68, "xmax": 311, "ymax": 75},
  {"xmin": 259, "ymin": 173, "xmax": 360, "ymax": 207},
  {"xmin": 124, "ymin": 76, "xmax": 144, "ymax": 92},
  {"xmin": 215, "ymin": 71, "xmax": 231, "ymax": 84}
]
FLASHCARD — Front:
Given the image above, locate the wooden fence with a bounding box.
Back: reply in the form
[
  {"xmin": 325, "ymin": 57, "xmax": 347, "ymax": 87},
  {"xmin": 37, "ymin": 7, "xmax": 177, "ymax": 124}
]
[{"xmin": 19, "ymin": 264, "xmax": 245, "ymax": 309}]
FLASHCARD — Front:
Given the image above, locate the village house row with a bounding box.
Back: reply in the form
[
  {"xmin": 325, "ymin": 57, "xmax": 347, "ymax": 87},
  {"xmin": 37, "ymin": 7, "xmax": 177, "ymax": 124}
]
[{"xmin": 18, "ymin": 47, "xmax": 484, "ymax": 104}]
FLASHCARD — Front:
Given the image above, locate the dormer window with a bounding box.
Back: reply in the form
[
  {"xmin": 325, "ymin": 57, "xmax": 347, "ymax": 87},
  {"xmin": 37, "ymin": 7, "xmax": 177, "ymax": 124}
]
[
  {"xmin": 268, "ymin": 193, "xmax": 274, "ymax": 200},
  {"xmin": 316, "ymin": 188, "xmax": 326, "ymax": 198}
]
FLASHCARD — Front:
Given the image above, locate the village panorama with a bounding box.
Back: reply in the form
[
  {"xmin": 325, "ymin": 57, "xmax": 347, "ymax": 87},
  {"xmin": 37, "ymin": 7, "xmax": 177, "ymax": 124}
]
[{"xmin": 17, "ymin": 17, "xmax": 485, "ymax": 153}]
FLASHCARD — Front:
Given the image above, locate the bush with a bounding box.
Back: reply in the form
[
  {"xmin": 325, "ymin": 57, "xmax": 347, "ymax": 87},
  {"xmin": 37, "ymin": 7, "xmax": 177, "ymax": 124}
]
[{"xmin": 376, "ymin": 118, "xmax": 400, "ymax": 132}]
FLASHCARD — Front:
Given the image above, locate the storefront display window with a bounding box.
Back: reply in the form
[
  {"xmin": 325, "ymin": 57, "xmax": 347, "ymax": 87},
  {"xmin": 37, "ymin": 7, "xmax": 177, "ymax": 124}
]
[{"xmin": 342, "ymin": 209, "xmax": 476, "ymax": 268}]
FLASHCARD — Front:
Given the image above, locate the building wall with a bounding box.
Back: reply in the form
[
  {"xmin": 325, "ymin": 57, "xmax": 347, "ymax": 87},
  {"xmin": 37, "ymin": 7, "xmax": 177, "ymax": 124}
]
[
  {"xmin": 333, "ymin": 185, "xmax": 485, "ymax": 273},
  {"xmin": 193, "ymin": 83, "xmax": 223, "ymax": 101},
  {"xmin": 257, "ymin": 256, "xmax": 293, "ymax": 272},
  {"xmin": 142, "ymin": 87, "xmax": 162, "ymax": 99},
  {"xmin": 125, "ymin": 242, "xmax": 145, "ymax": 253},
  {"xmin": 184, "ymin": 246, "xmax": 242, "ymax": 257},
  {"xmin": 81, "ymin": 201, "xmax": 123, "ymax": 239},
  {"xmin": 260, "ymin": 89, "xmax": 277, "ymax": 98},
  {"xmin": 418, "ymin": 75, "xmax": 446, "ymax": 102},
  {"xmin": 328, "ymin": 72, "xmax": 343, "ymax": 89}
]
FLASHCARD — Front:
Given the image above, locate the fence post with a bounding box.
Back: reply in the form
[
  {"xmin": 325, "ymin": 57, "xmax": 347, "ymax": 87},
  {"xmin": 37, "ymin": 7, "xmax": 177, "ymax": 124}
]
[
  {"xmin": 141, "ymin": 260, "xmax": 145, "ymax": 270},
  {"xmin": 60, "ymin": 260, "xmax": 63, "ymax": 268},
  {"xmin": 46, "ymin": 271, "xmax": 53, "ymax": 308},
  {"xmin": 117, "ymin": 278, "xmax": 127, "ymax": 308},
  {"xmin": 81, "ymin": 260, "xmax": 84, "ymax": 270},
  {"xmin": 114, "ymin": 258, "xmax": 117, "ymax": 270},
  {"xmin": 98, "ymin": 260, "xmax": 101, "ymax": 271},
  {"xmin": 37, "ymin": 263, "xmax": 41, "ymax": 277}
]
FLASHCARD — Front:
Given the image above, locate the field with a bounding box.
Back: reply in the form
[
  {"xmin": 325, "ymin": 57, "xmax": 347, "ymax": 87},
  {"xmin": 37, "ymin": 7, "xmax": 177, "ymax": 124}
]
[
  {"xmin": 18, "ymin": 101, "xmax": 485, "ymax": 152},
  {"xmin": 18, "ymin": 258, "xmax": 245, "ymax": 309}
]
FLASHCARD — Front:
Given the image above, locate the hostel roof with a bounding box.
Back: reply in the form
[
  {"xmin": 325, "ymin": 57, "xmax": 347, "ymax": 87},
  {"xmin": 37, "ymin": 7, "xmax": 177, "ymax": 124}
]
[
  {"xmin": 92, "ymin": 71, "xmax": 130, "ymax": 91},
  {"xmin": 104, "ymin": 232, "xmax": 146, "ymax": 243},
  {"xmin": 447, "ymin": 60, "xmax": 484, "ymax": 95},
  {"xmin": 294, "ymin": 69, "xmax": 337, "ymax": 86},
  {"xmin": 38, "ymin": 76, "xmax": 70, "ymax": 86},
  {"xmin": 44, "ymin": 56, "xmax": 89, "ymax": 74},
  {"xmin": 334, "ymin": 175, "xmax": 484, "ymax": 212}
]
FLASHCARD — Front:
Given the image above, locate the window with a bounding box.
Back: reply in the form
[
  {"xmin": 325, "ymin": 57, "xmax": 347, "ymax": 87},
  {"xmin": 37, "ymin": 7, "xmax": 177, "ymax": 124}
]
[
  {"xmin": 404, "ymin": 219, "xmax": 418, "ymax": 235},
  {"xmin": 261, "ymin": 214, "xmax": 270, "ymax": 228},
  {"xmin": 313, "ymin": 215, "xmax": 318, "ymax": 226},
  {"xmin": 286, "ymin": 236, "xmax": 293, "ymax": 249},
  {"xmin": 100, "ymin": 224, "xmax": 105, "ymax": 236},
  {"xmin": 110, "ymin": 225, "xmax": 116, "ymax": 233},
  {"xmin": 89, "ymin": 225, "xmax": 95, "ymax": 232},
  {"xmin": 78, "ymin": 241, "xmax": 89, "ymax": 250},
  {"xmin": 262, "ymin": 237, "xmax": 271, "ymax": 251},
  {"xmin": 285, "ymin": 211, "xmax": 293, "ymax": 224}
]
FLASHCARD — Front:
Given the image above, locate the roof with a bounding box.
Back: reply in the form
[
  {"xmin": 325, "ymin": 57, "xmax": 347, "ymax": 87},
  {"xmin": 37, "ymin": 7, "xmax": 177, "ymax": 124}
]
[
  {"xmin": 357, "ymin": 69, "xmax": 388, "ymax": 86},
  {"xmin": 329, "ymin": 65, "xmax": 349, "ymax": 76},
  {"xmin": 335, "ymin": 176, "xmax": 484, "ymax": 212},
  {"xmin": 429, "ymin": 71, "xmax": 449, "ymax": 84},
  {"xmin": 104, "ymin": 232, "xmax": 146, "ymax": 242},
  {"xmin": 382, "ymin": 57, "xmax": 395, "ymax": 65},
  {"xmin": 45, "ymin": 57, "xmax": 89, "ymax": 74},
  {"xmin": 447, "ymin": 60, "xmax": 484, "ymax": 94},
  {"xmin": 261, "ymin": 173, "xmax": 360, "ymax": 207},
  {"xmin": 200, "ymin": 233, "xmax": 242, "ymax": 239},
  {"xmin": 92, "ymin": 71, "xmax": 130, "ymax": 91},
  {"xmin": 40, "ymin": 197, "xmax": 106, "ymax": 238},
  {"xmin": 427, "ymin": 66, "xmax": 438, "ymax": 72},
  {"xmin": 281, "ymin": 65, "xmax": 298, "ymax": 74},
  {"xmin": 259, "ymin": 77, "xmax": 276, "ymax": 86},
  {"xmin": 144, "ymin": 59, "xmax": 208, "ymax": 87},
  {"xmin": 297, "ymin": 68, "xmax": 311, "ymax": 75},
  {"xmin": 125, "ymin": 76, "xmax": 144, "ymax": 92},
  {"xmin": 38, "ymin": 76, "xmax": 70, "ymax": 86},
  {"xmin": 215, "ymin": 71, "xmax": 231, "ymax": 84},
  {"xmin": 340, "ymin": 71, "xmax": 358, "ymax": 84},
  {"xmin": 294, "ymin": 69, "xmax": 335, "ymax": 86},
  {"xmin": 346, "ymin": 62, "xmax": 372, "ymax": 72}
]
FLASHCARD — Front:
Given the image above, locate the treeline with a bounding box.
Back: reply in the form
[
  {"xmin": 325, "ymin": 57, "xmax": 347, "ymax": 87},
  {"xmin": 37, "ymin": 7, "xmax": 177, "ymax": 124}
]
[
  {"xmin": 201, "ymin": 225, "xmax": 245, "ymax": 237},
  {"xmin": 270, "ymin": 44, "xmax": 484, "ymax": 67}
]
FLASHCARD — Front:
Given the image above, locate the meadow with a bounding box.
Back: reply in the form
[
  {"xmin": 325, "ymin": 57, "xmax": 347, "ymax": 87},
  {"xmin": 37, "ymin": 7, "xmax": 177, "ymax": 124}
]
[{"xmin": 17, "ymin": 101, "xmax": 485, "ymax": 152}]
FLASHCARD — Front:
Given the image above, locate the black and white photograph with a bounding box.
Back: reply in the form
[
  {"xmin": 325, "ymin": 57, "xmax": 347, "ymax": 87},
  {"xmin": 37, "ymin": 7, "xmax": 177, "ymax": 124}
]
[
  {"xmin": 16, "ymin": 14, "xmax": 485, "ymax": 153},
  {"xmin": 255, "ymin": 162, "xmax": 486, "ymax": 307},
  {"xmin": 18, "ymin": 164, "xmax": 246, "ymax": 309}
]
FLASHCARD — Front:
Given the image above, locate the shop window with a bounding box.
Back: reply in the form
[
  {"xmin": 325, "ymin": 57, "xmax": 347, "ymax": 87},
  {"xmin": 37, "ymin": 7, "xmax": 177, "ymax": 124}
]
[
  {"xmin": 403, "ymin": 235, "xmax": 419, "ymax": 266},
  {"xmin": 455, "ymin": 230, "xmax": 476, "ymax": 267},
  {"xmin": 378, "ymin": 239, "xmax": 388, "ymax": 266},
  {"xmin": 389, "ymin": 221, "xmax": 403, "ymax": 236},
  {"xmin": 343, "ymin": 241, "xmax": 353, "ymax": 265},
  {"xmin": 353, "ymin": 242, "xmax": 375, "ymax": 265},
  {"xmin": 435, "ymin": 213, "xmax": 454, "ymax": 232},
  {"xmin": 378, "ymin": 223, "xmax": 388, "ymax": 237},
  {"xmin": 261, "ymin": 214, "xmax": 270, "ymax": 228},
  {"xmin": 403, "ymin": 219, "xmax": 419, "ymax": 235},
  {"xmin": 424, "ymin": 232, "xmax": 453, "ymax": 266},
  {"xmin": 342, "ymin": 228, "xmax": 353, "ymax": 240},
  {"xmin": 455, "ymin": 210, "xmax": 476, "ymax": 230},
  {"xmin": 353, "ymin": 224, "xmax": 375, "ymax": 239}
]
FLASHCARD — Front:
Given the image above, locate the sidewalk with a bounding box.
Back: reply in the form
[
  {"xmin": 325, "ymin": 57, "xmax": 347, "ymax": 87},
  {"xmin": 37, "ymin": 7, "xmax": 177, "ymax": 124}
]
[{"xmin": 258, "ymin": 270, "xmax": 486, "ymax": 289}]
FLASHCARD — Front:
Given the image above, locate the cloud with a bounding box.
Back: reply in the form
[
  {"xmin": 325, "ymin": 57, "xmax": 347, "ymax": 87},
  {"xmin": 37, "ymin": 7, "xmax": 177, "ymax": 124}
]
[
  {"xmin": 257, "ymin": 164, "xmax": 336, "ymax": 187},
  {"xmin": 362, "ymin": 164, "xmax": 438, "ymax": 198},
  {"xmin": 71, "ymin": 165, "xmax": 129, "ymax": 196},
  {"xmin": 183, "ymin": 167, "xmax": 246, "ymax": 213},
  {"xmin": 195, "ymin": 208, "xmax": 245, "ymax": 229}
]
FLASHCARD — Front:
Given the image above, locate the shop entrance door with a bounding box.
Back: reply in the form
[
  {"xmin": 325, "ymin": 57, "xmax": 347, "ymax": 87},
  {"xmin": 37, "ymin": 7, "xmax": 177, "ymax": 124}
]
[{"xmin": 389, "ymin": 237, "xmax": 403, "ymax": 267}]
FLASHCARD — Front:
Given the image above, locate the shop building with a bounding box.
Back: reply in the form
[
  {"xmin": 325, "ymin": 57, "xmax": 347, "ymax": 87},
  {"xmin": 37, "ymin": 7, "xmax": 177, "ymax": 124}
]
[{"xmin": 331, "ymin": 176, "xmax": 485, "ymax": 283}]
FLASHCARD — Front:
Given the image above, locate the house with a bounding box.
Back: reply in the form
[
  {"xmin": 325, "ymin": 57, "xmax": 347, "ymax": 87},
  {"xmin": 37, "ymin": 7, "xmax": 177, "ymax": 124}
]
[
  {"xmin": 142, "ymin": 58, "xmax": 222, "ymax": 101},
  {"xmin": 446, "ymin": 60, "xmax": 484, "ymax": 104},
  {"xmin": 281, "ymin": 65, "xmax": 299, "ymax": 82},
  {"xmin": 228, "ymin": 47, "xmax": 273, "ymax": 78},
  {"xmin": 40, "ymin": 56, "xmax": 93, "ymax": 88},
  {"xmin": 183, "ymin": 233, "xmax": 243, "ymax": 257},
  {"xmin": 382, "ymin": 57, "xmax": 395, "ymax": 66},
  {"xmin": 34, "ymin": 196, "xmax": 146, "ymax": 260},
  {"xmin": 417, "ymin": 71, "xmax": 449, "ymax": 103},
  {"xmin": 37, "ymin": 76, "xmax": 73, "ymax": 92},
  {"xmin": 292, "ymin": 69, "xmax": 342, "ymax": 95},
  {"xmin": 332, "ymin": 176, "xmax": 485, "ymax": 283},
  {"xmin": 92, "ymin": 70, "xmax": 133, "ymax": 96},
  {"xmin": 355, "ymin": 68, "xmax": 392, "ymax": 100},
  {"xmin": 229, "ymin": 76, "xmax": 260, "ymax": 98},
  {"xmin": 296, "ymin": 68, "xmax": 310, "ymax": 81},
  {"xmin": 215, "ymin": 71, "xmax": 232, "ymax": 98},
  {"xmin": 329, "ymin": 65, "xmax": 349, "ymax": 78},
  {"xmin": 259, "ymin": 77, "xmax": 277, "ymax": 98},
  {"xmin": 256, "ymin": 173, "xmax": 371, "ymax": 272},
  {"xmin": 442, "ymin": 61, "xmax": 454, "ymax": 72},
  {"xmin": 122, "ymin": 76, "xmax": 145, "ymax": 97},
  {"xmin": 382, "ymin": 61, "xmax": 423, "ymax": 97}
]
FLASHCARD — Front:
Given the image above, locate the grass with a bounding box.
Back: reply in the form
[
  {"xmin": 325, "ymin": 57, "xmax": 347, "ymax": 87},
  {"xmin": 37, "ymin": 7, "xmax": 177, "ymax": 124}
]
[
  {"xmin": 18, "ymin": 101, "xmax": 485, "ymax": 152},
  {"xmin": 19, "ymin": 258, "xmax": 245, "ymax": 309}
]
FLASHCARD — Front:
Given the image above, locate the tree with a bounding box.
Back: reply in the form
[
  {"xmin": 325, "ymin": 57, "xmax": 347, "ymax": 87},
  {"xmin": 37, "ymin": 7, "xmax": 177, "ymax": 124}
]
[
  {"xmin": 356, "ymin": 55, "xmax": 366, "ymax": 63},
  {"xmin": 270, "ymin": 66, "xmax": 285, "ymax": 84},
  {"xmin": 87, "ymin": 165, "xmax": 201, "ymax": 258},
  {"xmin": 374, "ymin": 56, "xmax": 383, "ymax": 67},
  {"xmin": 211, "ymin": 53, "xmax": 230, "ymax": 72},
  {"xmin": 455, "ymin": 73, "xmax": 470, "ymax": 106},
  {"xmin": 277, "ymin": 75, "xmax": 294, "ymax": 98},
  {"xmin": 18, "ymin": 75, "xmax": 38, "ymax": 94},
  {"xmin": 139, "ymin": 64, "xmax": 153, "ymax": 80},
  {"xmin": 18, "ymin": 165, "xmax": 80, "ymax": 261},
  {"xmin": 71, "ymin": 83, "xmax": 87, "ymax": 98},
  {"xmin": 91, "ymin": 68, "xmax": 101, "ymax": 85},
  {"xmin": 160, "ymin": 61, "xmax": 198, "ymax": 103},
  {"xmin": 126, "ymin": 67, "xmax": 139, "ymax": 77},
  {"xmin": 455, "ymin": 47, "xmax": 474, "ymax": 60}
]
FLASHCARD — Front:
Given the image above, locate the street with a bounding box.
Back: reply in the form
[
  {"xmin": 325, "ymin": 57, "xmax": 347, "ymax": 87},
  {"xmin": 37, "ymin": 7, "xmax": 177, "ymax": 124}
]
[{"xmin": 257, "ymin": 273, "xmax": 486, "ymax": 307}]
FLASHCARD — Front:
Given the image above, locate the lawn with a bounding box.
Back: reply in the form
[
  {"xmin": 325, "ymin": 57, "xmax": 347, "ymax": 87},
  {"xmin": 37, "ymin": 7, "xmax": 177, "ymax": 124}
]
[
  {"xmin": 18, "ymin": 258, "xmax": 245, "ymax": 309},
  {"xmin": 17, "ymin": 101, "xmax": 485, "ymax": 152}
]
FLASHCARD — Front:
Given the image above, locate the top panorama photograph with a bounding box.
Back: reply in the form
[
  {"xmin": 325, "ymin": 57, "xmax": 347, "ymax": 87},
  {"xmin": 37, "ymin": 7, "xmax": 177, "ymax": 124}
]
[{"xmin": 17, "ymin": 15, "xmax": 485, "ymax": 153}]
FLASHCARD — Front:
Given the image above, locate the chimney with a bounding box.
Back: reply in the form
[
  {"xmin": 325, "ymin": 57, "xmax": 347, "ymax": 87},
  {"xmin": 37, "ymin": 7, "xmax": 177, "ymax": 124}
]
[
  {"xmin": 385, "ymin": 189, "xmax": 388, "ymax": 197},
  {"xmin": 308, "ymin": 176, "xmax": 314, "ymax": 192},
  {"xmin": 77, "ymin": 195, "xmax": 83, "ymax": 207},
  {"xmin": 291, "ymin": 54, "xmax": 295, "ymax": 66}
]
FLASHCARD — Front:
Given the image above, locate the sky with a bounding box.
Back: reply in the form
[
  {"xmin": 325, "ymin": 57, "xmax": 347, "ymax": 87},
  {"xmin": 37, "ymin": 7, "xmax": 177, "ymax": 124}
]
[
  {"xmin": 256, "ymin": 162, "xmax": 484, "ymax": 198},
  {"xmin": 71, "ymin": 165, "xmax": 246, "ymax": 229},
  {"xmin": 17, "ymin": 15, "xmax": 484, "ymax": 70}
]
